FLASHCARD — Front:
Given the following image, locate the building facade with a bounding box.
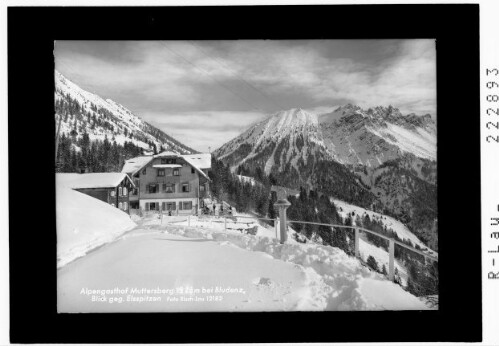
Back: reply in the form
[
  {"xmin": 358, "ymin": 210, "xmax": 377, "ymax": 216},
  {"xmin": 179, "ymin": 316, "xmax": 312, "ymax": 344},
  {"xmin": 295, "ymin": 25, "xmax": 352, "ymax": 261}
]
[
  {"xmin": 122, "ymin": 152, "xmax": 211, "ymax": 215},
  {"xmin": 56, "ymin": 173, "xmax": 136, "ymax": 214}
]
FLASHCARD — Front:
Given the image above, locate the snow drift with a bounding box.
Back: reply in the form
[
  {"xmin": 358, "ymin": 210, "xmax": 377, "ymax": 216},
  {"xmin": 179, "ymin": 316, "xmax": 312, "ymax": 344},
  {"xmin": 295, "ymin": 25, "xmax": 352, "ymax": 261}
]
[
  {"xmin": 151, "ymin": 222, "xmax": 429, "ymax": 310},
  {"xmin": 56, "ymin": 186, "xmax": 136, "ymax": 268}
]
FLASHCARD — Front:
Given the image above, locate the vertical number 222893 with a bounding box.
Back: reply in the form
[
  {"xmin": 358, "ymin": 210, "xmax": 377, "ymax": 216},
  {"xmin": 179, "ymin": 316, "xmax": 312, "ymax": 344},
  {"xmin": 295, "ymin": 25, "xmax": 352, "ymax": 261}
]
[{"xmin": 486, "ymin": 68, "xmax": 499, "ymax": 143}]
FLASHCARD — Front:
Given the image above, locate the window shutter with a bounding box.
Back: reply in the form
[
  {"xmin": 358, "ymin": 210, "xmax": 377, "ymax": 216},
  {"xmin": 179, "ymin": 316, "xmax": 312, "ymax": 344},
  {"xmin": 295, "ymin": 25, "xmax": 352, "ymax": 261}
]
[
  {"xmin": 179, "ymin": 202, "xmax": 183, "ymax": 210},
  {"xmin": 172, "ymin": 202, "xmax": 176, "ymax": 210},
  {"xmin": 162, "ymin": 202, "xmax": 166, "ymax": 211},
  {"xmin": 145, "ymin": 202, "xmax": 149, "ymax": 211}
]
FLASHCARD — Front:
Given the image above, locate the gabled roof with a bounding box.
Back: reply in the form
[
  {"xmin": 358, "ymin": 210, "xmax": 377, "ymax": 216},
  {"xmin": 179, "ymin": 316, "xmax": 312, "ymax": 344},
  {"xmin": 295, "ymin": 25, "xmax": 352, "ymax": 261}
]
[
  {"xmin": 153, "ymin": 151, "xmax": 178, "ymax": 158},
  {"xmin": 121, "ymin": 156, "xmax": 153, "ymax": 176},
  {"xmin": 57, "ymin": 173, "xmax": 135, "ymax": 189},
  {"xmin": 181, "ymin": 153, "xmax": 212, "ymax": 170},
  {"xmin": 124, "ymin": 151, "xmax": 212, "ymax": 180}
]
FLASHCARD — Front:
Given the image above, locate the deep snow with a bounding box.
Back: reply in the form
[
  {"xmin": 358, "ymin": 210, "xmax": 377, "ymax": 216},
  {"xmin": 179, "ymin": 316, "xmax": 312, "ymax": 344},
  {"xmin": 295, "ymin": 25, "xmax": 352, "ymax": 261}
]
[
  {"xmin": 58, "ymin": 212, "xmax": 431, "ymax": 312},
  {"xmin": 56, "ymin": 185, "xmax": 136, "ymax": 268}
]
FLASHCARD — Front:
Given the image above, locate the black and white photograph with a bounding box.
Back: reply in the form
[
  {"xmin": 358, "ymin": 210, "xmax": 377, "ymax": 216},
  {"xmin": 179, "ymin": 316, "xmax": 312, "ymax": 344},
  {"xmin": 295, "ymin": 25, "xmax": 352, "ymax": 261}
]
[
  {"xmin": 6, "ymin": 3, "xmax": 488, "ymax": 344},
  {"xmin": 55, "ymin": 39, "xmax": 439, "ymax": 312}
]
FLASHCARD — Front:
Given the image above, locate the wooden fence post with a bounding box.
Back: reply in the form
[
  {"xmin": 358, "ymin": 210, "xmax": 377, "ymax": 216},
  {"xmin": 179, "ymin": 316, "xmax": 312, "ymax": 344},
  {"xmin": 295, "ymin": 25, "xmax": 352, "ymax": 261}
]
[
  {"xmin": 274, "ymin": 199, "xmax": 291, "ymax": 244},
  {"xmin": 275, "ymin": 218, "xmax": 278, "ymax": 240},
  {"xmin": 388, "ymin": 239, "xmax": 395, "ymax": 281},
  {"xmin": 354, "ymin": 228, "xmax": 360, "ymax": 258}
]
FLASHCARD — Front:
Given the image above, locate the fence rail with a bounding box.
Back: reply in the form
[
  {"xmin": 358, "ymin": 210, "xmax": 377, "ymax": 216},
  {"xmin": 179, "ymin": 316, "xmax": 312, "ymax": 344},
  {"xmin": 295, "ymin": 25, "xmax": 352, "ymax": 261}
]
[
  {"xmin": 286, "ymin": 220, "xmax": 438, "ymax": 262},
  {"xmin": 286, "ymin": 219, "xmax": 437, "ymax": 282},
  {"xmin": 156, "ymin": 206, "xmax": 438, "ymax": 285},
  {"xmin": 204, "ymin": 214, "xmax": 438, "ymax": 281}
]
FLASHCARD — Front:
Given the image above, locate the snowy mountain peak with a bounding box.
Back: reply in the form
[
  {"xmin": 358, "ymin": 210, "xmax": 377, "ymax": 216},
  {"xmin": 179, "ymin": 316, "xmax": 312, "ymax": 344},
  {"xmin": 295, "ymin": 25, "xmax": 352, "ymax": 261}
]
[
  {"xmin": 270, "ymin": 108, "xmax": 319, "ymax": 130},
  {"xmin": 55, "ymin": 70, "xmax": 196, "ymax": 155},
  {"xmin": 216, "ymin": 102, "xmax": 436, "ymax": 174}
]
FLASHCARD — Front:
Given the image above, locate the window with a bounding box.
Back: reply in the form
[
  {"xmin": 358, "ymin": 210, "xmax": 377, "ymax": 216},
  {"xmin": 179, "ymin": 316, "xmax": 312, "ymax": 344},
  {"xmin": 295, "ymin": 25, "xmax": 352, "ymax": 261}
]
[
  {"xmin": 147, "ymin": 202, "xmax": 157, "ymax": 211},
  {"xmin": 119, "ymin": 187, "xmax": 123, "ymax": 196},
  {"xmin": 119, "ymin": 202, "xmax": 123, "ymax": 209},
  {"xmin": 148, "ymin": 184, "xmax": 159, "ymax": 193},
  {"xmin": 161, "ymin": 158, "xmax": 167, "ymax": 164},
  {"xmin": 123, "ymin": 187, "xmax": 127, "ymax": 196},
  {"xmin": 191, "ymin": 168, "xmax": 195, "ymax": 174},
  {"xmin": 123, "ymin": 202, "xmax": 128, "ymax": 210},
  {"xmin": 163, "ymin": 183, "xmax": 175, "ymax": 193},
  {"xmin": 166, "ymin": 158, "xmax": 176, "ymax": 164},
  {"xmin": 183, "ymin": 201, "xmax": 192, "ymax": 210},
  {"xmin": 200, "ymin": 185, "xmax": 205, "ymax": 192},
  {"xmin": 173, "ymin": 168, "xmax": 180, "ymax": 176},
  {"xmin": 157, "ymin": 169, "xmax": 165, "ymax": 177},
  {"xmin": 142, "ymin": 168, "xmax": 146, "ymax": 175},
  {"xmin": 162, "ymin": 202, "xmax": 176, "ymax": 211},
  {"xmin": 182, "ymin": 183, "xmax": 190, "ymax": 192},
  {"xmin": 110, "ymin": 190, "xmax": 116, "ymax": 197}
]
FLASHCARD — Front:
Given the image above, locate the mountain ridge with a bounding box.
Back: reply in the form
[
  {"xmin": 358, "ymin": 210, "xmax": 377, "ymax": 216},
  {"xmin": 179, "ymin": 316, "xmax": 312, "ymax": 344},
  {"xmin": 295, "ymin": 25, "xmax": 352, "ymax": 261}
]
[
  {"xmin": 55, "ymin": 70, "xmax": 197, "ymax": 155},
  {"xmin": 214, "ymin": 105, "xmax": 438, "ymax": 250}
]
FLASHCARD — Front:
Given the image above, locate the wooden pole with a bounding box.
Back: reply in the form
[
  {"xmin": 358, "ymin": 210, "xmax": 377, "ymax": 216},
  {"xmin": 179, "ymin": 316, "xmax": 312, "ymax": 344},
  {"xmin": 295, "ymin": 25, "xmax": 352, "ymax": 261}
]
[
  {"xmin": 55, "ymin": 115, "xmax": 62, "ymax": 163},
  {"xmin": 274, "ymin": 199, "xmax": 291, "ymax": 244},
  {"xmin": 275, "ymin": 218, "xmax": 278, "ymax": 240},
  {"xmin": 278, "ymin": 206, "xmax": 289, "ymax": 244},
  {"xmin": 354, "ymin": 228, "xmax": 360, "ymax": 258},
  {"xmin": 388, "ymin": 239, "xmax": 395, "ymax": 281}
]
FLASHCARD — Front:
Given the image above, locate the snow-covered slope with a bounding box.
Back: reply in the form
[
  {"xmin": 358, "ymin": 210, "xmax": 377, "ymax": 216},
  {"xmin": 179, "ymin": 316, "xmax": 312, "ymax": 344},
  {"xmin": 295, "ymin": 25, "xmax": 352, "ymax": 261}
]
[
  {"xmin": 55, "ymin": 70, "xmax": 196, "ymax": 154},
  {"xmin": 58, "ymin": 211, "xmax": 430, "ymax": 311},
  {"xmin": 158, "ymin": 222, "xmax": 430, "ymax": 310},
  {"xmin": 56, "ymin": 185, "xmax": 136, "ymax": 268},
  {"xmin": 319, "ymin": 104, "xmax": 436, "ymax": 166},
  {"xmin": 214, "ymin": 105, "xmax": 438, "ymax": 251},
  {"xmin": 215, "ymin": 105, "xmax": 436, "ymax": 170},
  {"xmin": 215, "ymin": 108, "xmax": 330, "ymax": 175},
  {"xmin": 332, "ymin": 198, "xmax": 437, "ymax": 257}
]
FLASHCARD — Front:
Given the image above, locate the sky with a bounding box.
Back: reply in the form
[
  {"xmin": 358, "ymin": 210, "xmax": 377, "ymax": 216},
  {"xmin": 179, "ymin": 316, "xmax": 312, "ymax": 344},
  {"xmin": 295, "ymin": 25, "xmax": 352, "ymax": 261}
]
[{"xmin": 55, "ymin": 40, "xmax": 436, "ymax": 153}]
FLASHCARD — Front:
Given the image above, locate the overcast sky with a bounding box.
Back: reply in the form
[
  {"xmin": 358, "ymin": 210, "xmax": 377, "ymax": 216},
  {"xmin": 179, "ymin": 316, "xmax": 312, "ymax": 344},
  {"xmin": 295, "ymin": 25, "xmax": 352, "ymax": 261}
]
[{"xmin": 55, "ymin": 40, "xmax": 436, "ymax": 153}]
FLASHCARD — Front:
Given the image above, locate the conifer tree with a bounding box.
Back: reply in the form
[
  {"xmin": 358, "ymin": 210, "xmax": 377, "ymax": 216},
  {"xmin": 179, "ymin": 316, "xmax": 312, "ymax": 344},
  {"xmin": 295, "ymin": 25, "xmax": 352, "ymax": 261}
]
[{"xmin": 367, "ymin": 255, "xmax": 379, "ymax": 272}]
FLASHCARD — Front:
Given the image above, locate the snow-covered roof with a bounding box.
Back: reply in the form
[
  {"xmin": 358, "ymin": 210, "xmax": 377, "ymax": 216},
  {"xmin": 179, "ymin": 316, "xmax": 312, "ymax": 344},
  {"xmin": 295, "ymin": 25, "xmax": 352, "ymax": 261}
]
[
  {"xmin": 181, "ymin": 153, "xmax": 212, "ymax": 170},
  {"xmin": 152, "ymin": 164, "xmax": 182, "ymax": 168},
  {"xmin": 153, "ymin": 151, "xmax": 178, "ymax": 158},
  {"xmin": 125, "ymin": 151, "xmax": 212, "ymax": 181},
  {"xmin": 121, "ymin": 156, "xmax": 153, "ymax": 175},
  {"xmin": 57, "ymin": 173, "xmax": 135, "ymax": 189}
]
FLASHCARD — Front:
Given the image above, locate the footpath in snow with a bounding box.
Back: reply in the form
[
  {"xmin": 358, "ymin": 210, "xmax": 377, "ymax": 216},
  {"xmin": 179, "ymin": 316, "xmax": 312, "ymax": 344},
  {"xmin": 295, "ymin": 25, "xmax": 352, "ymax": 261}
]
[{"xmin": 58, "ymin": 212, "xmax": 432, "ymax": 312}]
